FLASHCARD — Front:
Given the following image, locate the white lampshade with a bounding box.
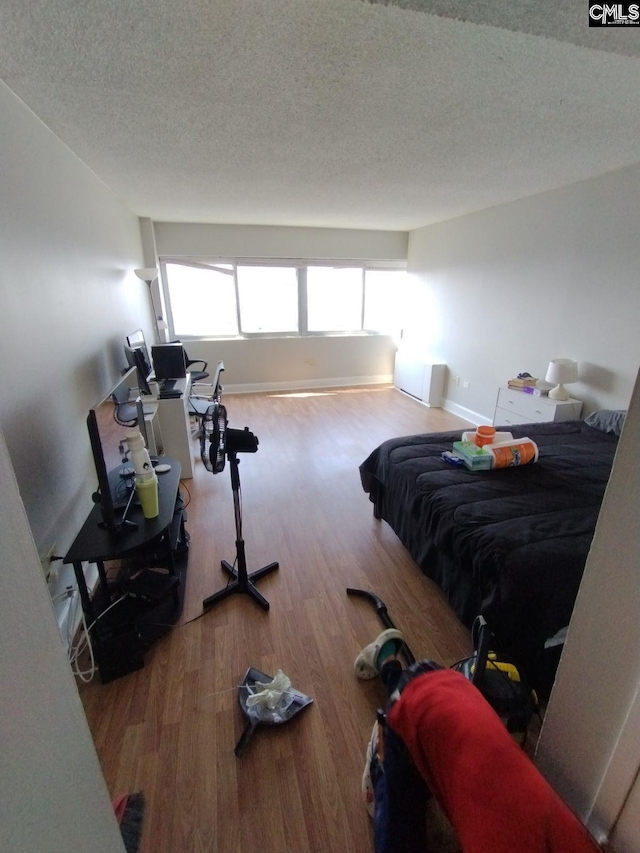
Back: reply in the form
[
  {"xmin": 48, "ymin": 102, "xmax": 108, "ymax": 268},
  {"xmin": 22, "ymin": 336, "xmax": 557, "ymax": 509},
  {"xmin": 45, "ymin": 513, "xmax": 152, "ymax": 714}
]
[
  {"xmin": 545, "ymin": 359, "xmax": 578, "ymax": 401},
  {"xmin": 134, "ymin": 267, "xmax": 159, "ymax": 283}
]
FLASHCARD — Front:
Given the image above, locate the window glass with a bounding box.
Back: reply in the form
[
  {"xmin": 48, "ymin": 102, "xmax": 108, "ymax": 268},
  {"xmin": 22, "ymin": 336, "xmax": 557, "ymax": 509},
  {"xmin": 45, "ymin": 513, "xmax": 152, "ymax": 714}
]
[
  {"xmin": 165, "ymin": 263, "xmax": 237, "ymax": 336},
  {"xmin": 237, "ymin": 266, "xmax": 298, "ymax": 333},
  {"xmin": 364, "ymin": 270, "xmax": 407, "ymax": 333},
  {"xmin": 307, "ymin": 267, "xmax": 363, "ymax": 332},
  {"xmin": 162, "ymin": 260, "xmax": 406, "ymax": 338}
]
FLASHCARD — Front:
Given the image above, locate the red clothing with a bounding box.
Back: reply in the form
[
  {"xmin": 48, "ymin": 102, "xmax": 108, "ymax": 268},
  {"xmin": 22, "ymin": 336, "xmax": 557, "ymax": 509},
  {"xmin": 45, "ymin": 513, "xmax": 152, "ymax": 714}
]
[{"xmin": 387, "ymin": 670, "xmax": 600, "ymax": 853}]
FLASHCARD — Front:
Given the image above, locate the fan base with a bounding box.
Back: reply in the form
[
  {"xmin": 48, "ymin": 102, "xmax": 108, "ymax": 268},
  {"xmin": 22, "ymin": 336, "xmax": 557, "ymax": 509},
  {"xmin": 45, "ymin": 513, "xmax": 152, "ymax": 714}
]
[{"xmin": 202, "ymin": 559, "xmax": 279, "ymax": 611}]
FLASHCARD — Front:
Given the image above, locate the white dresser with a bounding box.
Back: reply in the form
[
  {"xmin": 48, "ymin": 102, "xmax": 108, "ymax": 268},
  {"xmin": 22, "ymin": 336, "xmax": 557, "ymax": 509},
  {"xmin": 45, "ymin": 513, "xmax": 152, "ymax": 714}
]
[{"xmin": 493, "ymin": 386, "xmax": 582, "ymax": 427}]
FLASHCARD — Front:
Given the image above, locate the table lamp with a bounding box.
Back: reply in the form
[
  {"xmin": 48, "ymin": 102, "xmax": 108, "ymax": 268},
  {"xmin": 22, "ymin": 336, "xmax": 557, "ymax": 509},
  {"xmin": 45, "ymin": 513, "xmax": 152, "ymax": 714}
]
[{"xmin": 545, "ymin": 359, "xmax": 578, "ymax": 401}]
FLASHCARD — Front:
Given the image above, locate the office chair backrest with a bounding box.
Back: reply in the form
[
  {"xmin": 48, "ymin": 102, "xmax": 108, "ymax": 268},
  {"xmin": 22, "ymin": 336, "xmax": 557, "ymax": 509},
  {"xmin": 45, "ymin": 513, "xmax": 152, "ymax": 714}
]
[
  {"xmin": 112, "ymin": 385, "xmax": 138, "ymax": 427},
  {"xmin": 169, "ymin": 339, "xmax": 209, "ymax": 382}
]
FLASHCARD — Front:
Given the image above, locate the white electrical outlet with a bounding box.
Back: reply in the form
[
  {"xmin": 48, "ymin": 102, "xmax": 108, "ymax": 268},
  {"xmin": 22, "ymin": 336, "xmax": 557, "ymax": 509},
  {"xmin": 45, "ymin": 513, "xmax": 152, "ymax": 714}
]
[
  {"xmin": 462, "ymin": 380, "xmax": 470, "ymax": 388},
  {"xmin": 40, "ymin": 543, "xmax": 57, "ymax": 582}
]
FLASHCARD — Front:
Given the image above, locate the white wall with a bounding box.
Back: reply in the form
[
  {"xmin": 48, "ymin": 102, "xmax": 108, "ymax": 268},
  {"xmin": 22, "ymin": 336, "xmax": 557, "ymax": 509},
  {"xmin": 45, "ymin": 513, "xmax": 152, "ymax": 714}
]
[
  {"xmin": 0, "ymin": 81, "xmax": 153, "ymax": 564},
  {"xmin": 185, "ymin": 334, "xmax": 396, "ymax": 392},
  {"xmin": 407, "ymin": 164, "xmax": 640, "ymax": 421},
  {"xmin": 154, "ymin": 221, "xmax": 408, "ymax": 261},
  {"xmin": 153, "ymin": 222, "xmax": 406, "ymax": 389},
  {"xmin": 0, "ymin": 428, "xmax": 125, "ymax": 853},
  {"xmin": 408, "ymin": 167, "xmax": 640, "ymax": 846},
  {"xmin": 536, "ymin": 369, "xmax": 640, "ymax": 847},
  {"xmin": 0, "ymin": 76, "xmax": 152, "ymax": 853}
]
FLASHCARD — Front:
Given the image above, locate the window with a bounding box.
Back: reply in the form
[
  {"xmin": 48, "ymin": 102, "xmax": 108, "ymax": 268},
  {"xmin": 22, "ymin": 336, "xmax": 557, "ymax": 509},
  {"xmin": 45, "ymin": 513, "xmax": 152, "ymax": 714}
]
[
  {"xmin": 237, "ymin": 266, "xmax": 298, "ymax": 333},
  {"xmin": 165, "ymin": 262, "xmax": 237, "ymax": 337},
  {"xmin": 307, "ymin": 267, "xmax": 363, "ymax": 332},
  {"xmin": 161, "ymin": 259, "xmax": 406, "ymax": 338},
  {"xmin": 363, "ymin": 269, "xmax": 407, "ymax": 334}
]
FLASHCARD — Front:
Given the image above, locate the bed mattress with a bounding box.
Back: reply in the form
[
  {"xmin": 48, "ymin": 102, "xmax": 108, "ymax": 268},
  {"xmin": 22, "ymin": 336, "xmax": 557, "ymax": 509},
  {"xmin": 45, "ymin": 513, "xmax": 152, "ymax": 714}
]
[{"xmin": 360, "ymin": 420, "xmax": 618, "ymax": 690}]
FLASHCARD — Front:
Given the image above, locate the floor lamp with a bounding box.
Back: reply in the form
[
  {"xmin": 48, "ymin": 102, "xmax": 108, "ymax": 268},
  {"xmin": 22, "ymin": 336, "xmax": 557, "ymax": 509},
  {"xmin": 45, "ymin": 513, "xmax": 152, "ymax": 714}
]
[{"xmin": 134, "ymin": 267, "xmax": 162, "ymax": 342}]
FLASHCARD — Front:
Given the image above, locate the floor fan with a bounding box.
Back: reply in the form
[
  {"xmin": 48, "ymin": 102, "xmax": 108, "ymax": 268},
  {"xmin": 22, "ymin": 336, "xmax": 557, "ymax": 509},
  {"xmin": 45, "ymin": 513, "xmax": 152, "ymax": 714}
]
[{"xmin": 200, "ymin": 401, "xmax": 279, "ymax": 611}]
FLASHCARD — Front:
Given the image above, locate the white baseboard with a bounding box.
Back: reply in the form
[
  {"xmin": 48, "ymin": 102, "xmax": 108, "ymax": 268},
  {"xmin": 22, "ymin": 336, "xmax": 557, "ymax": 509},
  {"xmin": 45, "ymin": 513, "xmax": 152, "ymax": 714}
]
[
  {"xmin": 441, "ymin": 398, "xmax": 492, "ymax": 426},
  {"xmin": 223, "ymin": 374, "xmax": 393, "ymax": 394}
]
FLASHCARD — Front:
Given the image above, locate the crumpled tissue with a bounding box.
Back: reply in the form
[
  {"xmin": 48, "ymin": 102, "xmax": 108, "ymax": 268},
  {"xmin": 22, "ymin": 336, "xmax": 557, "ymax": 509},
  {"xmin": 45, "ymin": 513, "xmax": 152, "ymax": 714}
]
[{"xmin": 246, "ymin": 669, "xmax": 292, "ymax": 710}]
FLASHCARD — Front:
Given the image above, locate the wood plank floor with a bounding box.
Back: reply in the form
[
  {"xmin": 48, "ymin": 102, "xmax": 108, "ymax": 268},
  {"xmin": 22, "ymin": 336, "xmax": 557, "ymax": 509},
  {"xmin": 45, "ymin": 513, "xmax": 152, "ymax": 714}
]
[{"xmin": 80, "ymin": 386, "xmax": 475, "ymax": 853}]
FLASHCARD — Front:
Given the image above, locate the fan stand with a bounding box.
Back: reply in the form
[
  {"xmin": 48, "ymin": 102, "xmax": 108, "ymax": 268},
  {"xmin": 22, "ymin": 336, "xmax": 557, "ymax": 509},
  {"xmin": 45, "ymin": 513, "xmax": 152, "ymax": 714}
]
[{"xmin": 202, "ymin": 449, "xmax": 279, "ymax": 612}]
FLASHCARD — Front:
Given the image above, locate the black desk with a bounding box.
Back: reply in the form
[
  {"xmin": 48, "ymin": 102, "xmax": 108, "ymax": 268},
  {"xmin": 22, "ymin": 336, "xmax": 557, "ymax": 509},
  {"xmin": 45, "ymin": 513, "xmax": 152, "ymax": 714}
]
[{"xmin": 64, "ymin": 459, "xmax": 189, "ymax": 682}]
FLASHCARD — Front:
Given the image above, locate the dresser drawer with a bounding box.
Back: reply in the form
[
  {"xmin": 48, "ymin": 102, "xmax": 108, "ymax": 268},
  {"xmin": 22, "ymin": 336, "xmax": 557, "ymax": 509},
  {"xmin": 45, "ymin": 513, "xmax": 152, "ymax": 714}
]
[
  {"xmin": 494, "ymin": 406, "xmax": 530, "ymax": 427},
  {"xmin": 493, "ymin": 387, "xmax": 582, "ymax": 426},
  {"xmin": 496, "ymin": 388, "xmax": 556, "ymax": 422}
]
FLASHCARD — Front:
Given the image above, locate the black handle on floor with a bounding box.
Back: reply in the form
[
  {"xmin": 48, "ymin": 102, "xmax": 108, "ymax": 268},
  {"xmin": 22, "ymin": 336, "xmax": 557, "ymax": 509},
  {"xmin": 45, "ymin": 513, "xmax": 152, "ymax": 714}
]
[
  {"xmin": 234, "ymin": 720, "xmax": 259, "ymax": 757},
  {"xmin": 346, "ymin": 587, "xmax": 416, "ymax": 665}
]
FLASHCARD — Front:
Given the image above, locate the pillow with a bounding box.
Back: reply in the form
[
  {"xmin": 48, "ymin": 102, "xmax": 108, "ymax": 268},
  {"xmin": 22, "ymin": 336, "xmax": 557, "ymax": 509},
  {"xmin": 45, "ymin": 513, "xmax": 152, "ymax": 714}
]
[{"xmin": 585, "ymin": 409, "xmax": 627, "ymax": 436}]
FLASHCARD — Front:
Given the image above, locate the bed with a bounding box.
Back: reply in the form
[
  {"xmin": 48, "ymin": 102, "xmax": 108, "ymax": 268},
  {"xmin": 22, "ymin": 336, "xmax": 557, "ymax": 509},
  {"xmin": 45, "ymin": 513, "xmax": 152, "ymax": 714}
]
[{"xmin": 359, "ymin": 413, "xmax": 623, "ymax": 694}]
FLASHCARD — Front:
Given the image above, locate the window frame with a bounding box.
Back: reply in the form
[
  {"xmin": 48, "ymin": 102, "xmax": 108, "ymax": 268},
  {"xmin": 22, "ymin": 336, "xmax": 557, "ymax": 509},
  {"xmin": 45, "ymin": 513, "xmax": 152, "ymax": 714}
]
[{"xmin": 159, "ymin": 257, "xmax": 406, "ymax": 341}]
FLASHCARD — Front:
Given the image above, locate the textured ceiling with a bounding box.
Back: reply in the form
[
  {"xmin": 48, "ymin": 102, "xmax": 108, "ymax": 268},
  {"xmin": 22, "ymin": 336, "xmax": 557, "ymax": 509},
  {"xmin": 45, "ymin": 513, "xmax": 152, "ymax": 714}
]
[{"xmin": 1, "ymin": 0, "xmax": 640, "ymax": 230}]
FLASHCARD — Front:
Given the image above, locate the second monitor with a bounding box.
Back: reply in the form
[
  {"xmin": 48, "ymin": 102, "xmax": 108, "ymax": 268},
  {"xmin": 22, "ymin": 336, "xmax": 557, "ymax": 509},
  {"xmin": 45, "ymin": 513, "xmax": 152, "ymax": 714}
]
[{"xmin": 152, "ymin": 343, "xmax": 187, "ymax": 380}]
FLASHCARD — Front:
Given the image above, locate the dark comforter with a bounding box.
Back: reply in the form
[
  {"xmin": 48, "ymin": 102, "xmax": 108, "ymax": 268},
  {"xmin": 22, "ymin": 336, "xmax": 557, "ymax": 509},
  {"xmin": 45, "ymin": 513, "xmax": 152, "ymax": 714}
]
[{"xmin": 360, "ymin": 420, "xmax": 618, "ymax": 690}]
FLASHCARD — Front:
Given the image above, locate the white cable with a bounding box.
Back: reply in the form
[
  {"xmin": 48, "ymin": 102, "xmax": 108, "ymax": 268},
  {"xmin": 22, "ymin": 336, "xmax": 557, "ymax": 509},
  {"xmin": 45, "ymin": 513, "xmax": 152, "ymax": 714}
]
[
  {"xmin": 70, "ymin": 608, "xmax": 96, "ymax": 682},
  {"xmin": 69, "ymin": 594, "xmax": 128, "ymax": 683},
  {"xmin": 69, "ymin": 615, "xmax": 90, "ymax": 679},
  {"xmin": 84, "ymin": 594, "xmax": 128, "ymax": 635},
  {"xmin": 67, "ymin": 589, "xmax": 80, "ymax": 650},
  {"xmin": 69, "ymin": 599, "xmax": 92, "ymax": 678},
  {"xmin": 51, "ymin": 587, "xmax": 83, "ymax": 659}
]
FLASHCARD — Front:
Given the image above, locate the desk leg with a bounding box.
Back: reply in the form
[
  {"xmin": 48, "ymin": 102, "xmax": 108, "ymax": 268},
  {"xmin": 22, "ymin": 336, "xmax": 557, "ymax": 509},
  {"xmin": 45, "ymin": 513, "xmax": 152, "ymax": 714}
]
[
  {"xmin": 162, "ymin": 528, "xmax": 180, "ymax": 607},
  {"xmin": 72, "ymin": 560, "xmax": 95, "ymax": 627},
  {"xmin": 96, "ymin": 559, "xmax": 110, "ymax": 591}
]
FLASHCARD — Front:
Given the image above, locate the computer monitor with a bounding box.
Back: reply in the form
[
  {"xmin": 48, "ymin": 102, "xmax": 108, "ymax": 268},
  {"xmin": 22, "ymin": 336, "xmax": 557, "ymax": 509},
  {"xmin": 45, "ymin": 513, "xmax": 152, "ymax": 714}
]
[
  {"xmin": 136, "ymin": 397, "xmax": 150, "ymax": 451},
  {"xmin": 127, "ymin": 327, "xmax": 149, "ymax": 356},
  {"xmin": 126, "ymin": 328, "xmax": 152, "ymax": 371},
  {"xmin": 125, "ymin": 329, "xmax": 153, "ymax": 390},
  {"xmin": 87, "ymin": 407, "xmax": 137, "ymax": 536},
  {"xmin": 151, "ymin": 343, "xmax": 187, "ymax": 380},
  {"xmin": 124, "ymin": 345, "xmax": 152, "ymax": 396}
]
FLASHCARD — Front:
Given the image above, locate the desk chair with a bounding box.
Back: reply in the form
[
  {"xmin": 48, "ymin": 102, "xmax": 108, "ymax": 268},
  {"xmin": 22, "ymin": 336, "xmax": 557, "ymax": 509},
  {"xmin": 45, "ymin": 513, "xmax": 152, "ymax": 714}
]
[
  {"xmin": 112, "ymin": 385, "xmax": 154, "ymax": 429},
  {"xmin": 186, "ymin": 358, "xmax": 209, "ymax": 383},
  {"xmin": 188, "ymin": 395, "xmax": 214, "ymax": 437},
  {"xmin": 169, "ymin": 340, "xmax": 209, "ymax": 383},
  {"xmin": 187, "ymin": 360, "xmax": 225, "ymax": 438},
  {"xmin": 112, "ymin": 386, "xmax": 138, "ymax": 427}
]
